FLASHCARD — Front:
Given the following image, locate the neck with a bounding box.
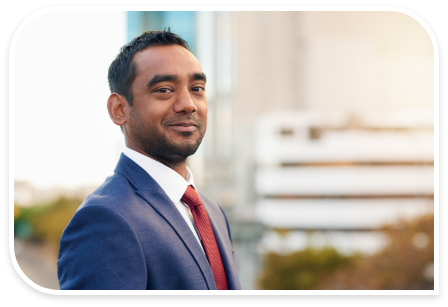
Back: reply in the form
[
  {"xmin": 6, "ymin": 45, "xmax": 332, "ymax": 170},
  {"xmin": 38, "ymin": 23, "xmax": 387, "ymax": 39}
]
[{"xmin": 125, "ymin": 137, "xmax": 188, "ymax": 179}]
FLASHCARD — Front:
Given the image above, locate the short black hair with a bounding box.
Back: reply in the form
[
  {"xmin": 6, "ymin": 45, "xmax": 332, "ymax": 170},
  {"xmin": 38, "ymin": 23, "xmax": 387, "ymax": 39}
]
[{"xmin": 107, "ymin": 28, "xmax": 190, "ymax": 106}]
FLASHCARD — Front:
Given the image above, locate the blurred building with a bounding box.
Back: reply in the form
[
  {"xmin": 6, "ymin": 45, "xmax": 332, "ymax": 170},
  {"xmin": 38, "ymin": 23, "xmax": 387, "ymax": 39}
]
[
  {"xmin": 125, "ymin": 11, "xmax": 434, "ymax": 289},
  {"xmin": 254, "ymin": 109, "xmax": 433, "ymax": 251}
]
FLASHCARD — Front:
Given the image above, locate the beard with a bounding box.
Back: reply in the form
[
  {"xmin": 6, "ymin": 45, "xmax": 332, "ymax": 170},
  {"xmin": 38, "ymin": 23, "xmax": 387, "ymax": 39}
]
[{"xmin": 129, "ymin": 110, "xmax": 206, "ymax": 164}]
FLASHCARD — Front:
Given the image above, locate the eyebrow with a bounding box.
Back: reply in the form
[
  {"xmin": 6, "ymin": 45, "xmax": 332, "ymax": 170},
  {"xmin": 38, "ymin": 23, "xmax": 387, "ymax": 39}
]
[
  {"xmin": 146, "ymin": 72, "xmax": 207, "ymax": 88},
  {"xmin": 146, "ymin": 74, "xmax": 178, "ymax": 88},
  {"xmin": 191, "ymin": 72, "xmax": 207, "ymax": 83}
]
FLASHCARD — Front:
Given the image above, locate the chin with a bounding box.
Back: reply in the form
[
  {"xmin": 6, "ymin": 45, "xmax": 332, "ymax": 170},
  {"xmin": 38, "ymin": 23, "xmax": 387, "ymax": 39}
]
[
  {"xmin": 169, "ymin": 133, "xmax": 204, "ymax": 156},
  {"xmin": 140, "ymin": 127, "xmax": 206, "ymax": 161},
  {"xmin": 151, "ymin": 138, "xmax": 202, "ymax": 161},
  {"xmin": 172, "ymin": 142, "xmax": 201, "ymax": 157}
]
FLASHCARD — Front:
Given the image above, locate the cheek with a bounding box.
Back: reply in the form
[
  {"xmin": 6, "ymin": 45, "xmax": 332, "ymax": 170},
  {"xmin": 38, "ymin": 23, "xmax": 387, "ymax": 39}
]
[
  {"xmin": 130, "ymin": 105, "xmax": 156, "ymax": 130},
  {"xmin": 138, "ymin": 104, "xmax": 166, "ymax": 125},
  {"xmin": 197, "ymin": 101, "xmax": 208, "ymax": 120}
]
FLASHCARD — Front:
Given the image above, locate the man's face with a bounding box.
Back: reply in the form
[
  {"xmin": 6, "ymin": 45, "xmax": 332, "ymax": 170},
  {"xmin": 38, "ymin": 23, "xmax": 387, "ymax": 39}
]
[{"xmin": 125, "ymin": 45, "xmax": 207, "ymax": 164}]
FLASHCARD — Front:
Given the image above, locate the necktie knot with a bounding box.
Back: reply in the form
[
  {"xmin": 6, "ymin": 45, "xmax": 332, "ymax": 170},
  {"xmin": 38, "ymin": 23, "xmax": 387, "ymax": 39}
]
[{"xmin": 181, "ymin": 185, "xmax": 202, "ymax": 209}]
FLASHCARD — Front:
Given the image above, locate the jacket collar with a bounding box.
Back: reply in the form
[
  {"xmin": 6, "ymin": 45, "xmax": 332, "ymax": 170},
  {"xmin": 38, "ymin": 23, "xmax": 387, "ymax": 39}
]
[
  {"xmin": 122, "ymin": 147, "xmax": 197, "ymax": 203},
  {"xmin": 114, "ymin": 153, "xmax": 217, "ymax": 289}
]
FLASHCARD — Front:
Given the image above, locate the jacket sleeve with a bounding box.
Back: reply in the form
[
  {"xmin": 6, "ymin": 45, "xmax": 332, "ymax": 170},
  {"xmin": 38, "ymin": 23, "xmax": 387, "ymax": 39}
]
[{"xmin": 57, "ymin": 204, "xmax": 147, "ymax": 290}]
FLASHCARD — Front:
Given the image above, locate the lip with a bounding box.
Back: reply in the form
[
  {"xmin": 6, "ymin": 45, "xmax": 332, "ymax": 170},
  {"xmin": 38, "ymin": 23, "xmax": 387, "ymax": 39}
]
[{"xmin": 168, "ymin": 121, "xmax": 198, "ymax": 132}]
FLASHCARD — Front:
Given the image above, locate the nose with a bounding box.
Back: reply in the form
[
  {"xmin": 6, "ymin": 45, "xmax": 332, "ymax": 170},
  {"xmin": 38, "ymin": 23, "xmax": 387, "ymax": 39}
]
[{"xmin": 173, "ymin": 88, "xmax": 197, "ymax": 114}]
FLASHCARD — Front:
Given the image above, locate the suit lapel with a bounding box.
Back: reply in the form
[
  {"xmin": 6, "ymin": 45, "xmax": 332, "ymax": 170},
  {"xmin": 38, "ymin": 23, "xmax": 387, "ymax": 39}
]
[
  {"xmin": 136, "ymin": 189, "xmax": 217, "ymax": 289},
  {"xmin": 114, "ymin": 154, "xmax": 217, "ymax": 290},
  {"xmin": 201, "ymin": 198, "xmax": 242, "ymax": 290}
]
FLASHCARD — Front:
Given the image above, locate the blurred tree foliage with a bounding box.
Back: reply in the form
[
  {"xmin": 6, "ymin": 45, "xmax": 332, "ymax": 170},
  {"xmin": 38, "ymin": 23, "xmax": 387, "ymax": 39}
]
[
  {"xmin": 14, "ymin": 197, "xmax": 81, "ymax": 257},
  {"xmin": 317, "ymin": 213, "xmax": 434, "ymax": 290},
  {"xmin": 258, "ymin": 213, "xmax": 434, "ymax": 290},
  {"xmin": 258, "ymin": 246, "xmax": 359, "ymax": 290}
]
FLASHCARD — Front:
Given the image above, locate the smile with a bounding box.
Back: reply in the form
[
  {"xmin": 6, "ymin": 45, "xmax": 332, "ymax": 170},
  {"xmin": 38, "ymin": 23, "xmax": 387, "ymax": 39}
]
[{"xmin": 168, "ymin": 122, "xmax": 198, "ymax": 132}]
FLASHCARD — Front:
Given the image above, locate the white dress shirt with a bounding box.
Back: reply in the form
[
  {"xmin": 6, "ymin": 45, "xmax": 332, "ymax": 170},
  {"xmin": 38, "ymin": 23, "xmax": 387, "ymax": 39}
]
[{"xmin": 123, "ymin": 147, "xmax": 204, "ymax": 254}]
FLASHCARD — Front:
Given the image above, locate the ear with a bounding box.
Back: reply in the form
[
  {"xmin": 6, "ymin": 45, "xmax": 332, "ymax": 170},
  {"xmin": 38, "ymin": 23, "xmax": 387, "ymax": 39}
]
[{"xmin": 107, "ymin": 93, "xmax": 128, "ymax": 127}]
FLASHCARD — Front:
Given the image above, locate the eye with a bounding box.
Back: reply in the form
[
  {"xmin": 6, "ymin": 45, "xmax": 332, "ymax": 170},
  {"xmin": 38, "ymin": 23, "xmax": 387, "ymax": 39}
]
[
  {"xmin": 157, "ymin": 88, "xmax": 173, "ymax": 94},
  {"xmin": 192, "ymin": 87, "xmax": 205, "ymax": 93}
]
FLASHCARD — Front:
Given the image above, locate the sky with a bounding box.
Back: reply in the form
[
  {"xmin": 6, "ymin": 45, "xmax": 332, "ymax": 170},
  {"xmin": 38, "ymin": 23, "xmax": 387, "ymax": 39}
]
[
  {"xmin": 11, "ymin": 9, "xmax": 435, "ymax": 191},
  {"xmin": 13, "ymin": 11, "xmax": 127, "ymax": 189}
]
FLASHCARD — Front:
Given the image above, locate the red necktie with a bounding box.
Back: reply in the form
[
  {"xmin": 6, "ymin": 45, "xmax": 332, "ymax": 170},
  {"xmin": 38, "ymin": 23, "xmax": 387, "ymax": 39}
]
[{"xmin": 181, "ymin": 185, "xmax": 229, "ymax": 290}]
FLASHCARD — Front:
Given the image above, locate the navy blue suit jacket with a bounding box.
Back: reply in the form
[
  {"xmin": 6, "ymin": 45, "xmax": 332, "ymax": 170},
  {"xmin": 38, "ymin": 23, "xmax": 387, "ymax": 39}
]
[{"xmin": 57, "ymin": 154, "xmax": 241, "ymax": 290}]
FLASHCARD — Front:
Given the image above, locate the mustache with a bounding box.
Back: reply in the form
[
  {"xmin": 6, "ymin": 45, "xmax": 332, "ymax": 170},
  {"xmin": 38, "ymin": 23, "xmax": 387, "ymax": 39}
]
[{"xmin": 162, "ymin": 116, "xmax": 203, "ymax": 127}]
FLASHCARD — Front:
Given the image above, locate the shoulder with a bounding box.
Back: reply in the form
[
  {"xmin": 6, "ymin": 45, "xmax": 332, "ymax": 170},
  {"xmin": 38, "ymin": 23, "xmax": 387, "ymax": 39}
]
[
  {"xmin": 75, "ymin": 171, "xmax": 150, "ymax": 221},
  {"xmin": 60, "ymin": 172, "xmax": 140, "ymax": 242},
  {"xmin": 80, "ymin": 172, "xmax": 135, "ymax": 208},
  {"xmin": 59, "ymin": 172, "xmax": 143, "ymax": 249}
]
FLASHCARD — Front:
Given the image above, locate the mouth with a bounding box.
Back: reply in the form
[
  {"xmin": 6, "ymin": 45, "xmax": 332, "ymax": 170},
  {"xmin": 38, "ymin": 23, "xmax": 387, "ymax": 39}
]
[{"xmin": 167, "ymin": 121, "xmax": 198, "ymax": 133}]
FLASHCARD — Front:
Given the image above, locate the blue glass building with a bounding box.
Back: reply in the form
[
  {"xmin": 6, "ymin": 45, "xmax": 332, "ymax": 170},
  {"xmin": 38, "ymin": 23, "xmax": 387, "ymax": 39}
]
[{"xmin": 126, "ymin": 11, "xmax": 196, "ymax": 54}]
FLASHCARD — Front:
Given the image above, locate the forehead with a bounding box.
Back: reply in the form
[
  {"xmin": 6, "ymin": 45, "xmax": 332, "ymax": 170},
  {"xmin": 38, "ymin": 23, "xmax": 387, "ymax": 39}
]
[{"xmin": 132, "ymin": 45, "xmax": 202, "ymax": 79}]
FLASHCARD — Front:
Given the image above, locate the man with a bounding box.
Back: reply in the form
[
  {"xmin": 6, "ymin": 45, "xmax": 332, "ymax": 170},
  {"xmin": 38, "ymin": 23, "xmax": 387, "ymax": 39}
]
[{"xmin": 57, "ymin": 30, "xmax": 241, "ymax": 290}]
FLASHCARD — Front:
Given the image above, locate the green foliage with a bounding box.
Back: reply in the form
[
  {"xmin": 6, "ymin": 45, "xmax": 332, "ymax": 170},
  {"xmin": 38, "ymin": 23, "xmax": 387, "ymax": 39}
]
[
  {"xmin": 258, "ymin": 247, "xmax": 358, "ymax": 290},
  {"xmin": 317, "ymin": 213, "xmax": 434, "ymax": 290},
  {"xmin": 257, "ymin": 213, "xmax": 434, "ymax": 290},
  {"xmin": 14, "ymin": 197, "xmax": 81, "ymax": 256}
]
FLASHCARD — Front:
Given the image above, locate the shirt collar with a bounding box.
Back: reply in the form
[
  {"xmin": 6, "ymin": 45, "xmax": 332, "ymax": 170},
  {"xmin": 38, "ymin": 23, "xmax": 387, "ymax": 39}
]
[{"xmin": 122, "ymin": 147, "xmax": 196, "ymax": 203}]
